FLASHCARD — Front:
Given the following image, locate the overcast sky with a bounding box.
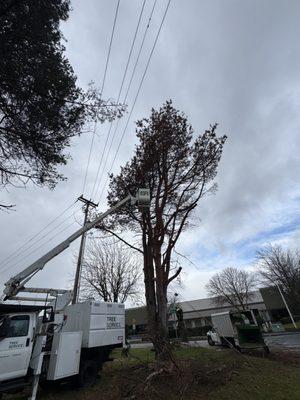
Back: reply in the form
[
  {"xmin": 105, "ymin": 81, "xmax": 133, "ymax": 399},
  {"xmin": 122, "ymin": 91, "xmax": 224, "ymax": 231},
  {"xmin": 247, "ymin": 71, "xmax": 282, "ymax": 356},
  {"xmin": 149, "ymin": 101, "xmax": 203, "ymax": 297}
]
[{"xmin": 1, "ymin": 0, "xmax": 300, "ymax": 305}]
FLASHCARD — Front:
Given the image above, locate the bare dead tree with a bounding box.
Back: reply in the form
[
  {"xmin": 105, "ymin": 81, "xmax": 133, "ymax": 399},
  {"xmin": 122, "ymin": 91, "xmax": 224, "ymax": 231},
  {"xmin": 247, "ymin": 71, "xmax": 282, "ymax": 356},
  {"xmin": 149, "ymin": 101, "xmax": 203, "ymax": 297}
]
[
  {"xmin": 107, "ymin": 100, "xmax": 226, "ymax": 360},
  {"xmin": 256, "ymin": 245, "xmax": 300, "ymax": 314},
  {"xmin": 80, "ymin": 238, "xmax": 142, "ymax": 304},
  {"xmin": 206, "ymin": 267, "xmax": 257, "ymax": 311}
]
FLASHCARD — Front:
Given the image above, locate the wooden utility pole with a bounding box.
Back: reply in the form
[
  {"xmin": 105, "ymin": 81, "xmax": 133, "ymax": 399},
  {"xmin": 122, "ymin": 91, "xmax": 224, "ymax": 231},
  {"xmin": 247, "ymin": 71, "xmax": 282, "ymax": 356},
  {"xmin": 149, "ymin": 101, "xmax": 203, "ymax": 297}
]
[{"xmin": 72, "ymin": 196, "xmax": 98, "ymax": 304}]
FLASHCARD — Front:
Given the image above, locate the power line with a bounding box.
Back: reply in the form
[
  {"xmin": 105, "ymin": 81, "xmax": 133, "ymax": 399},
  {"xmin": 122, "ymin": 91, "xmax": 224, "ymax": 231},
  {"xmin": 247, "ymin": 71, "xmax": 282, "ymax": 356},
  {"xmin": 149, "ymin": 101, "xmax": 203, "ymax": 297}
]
[
  {"xmin": 116, "ymin": 0, "xmax": 147, "ymax": 103},
  {"xmin": 93, "ymin": 118, "xmax": 120, "ymax": 201},
  {"xmin": 90, "ymin": 0, "xmax": 147, "ymax": 200},
  {"xmin": 0, "ymin": 207, "xmax": 83, "ymax": 275},
  {"xmin": 3, "ymin": 220, "xmax": 79, "ymax": 278},
  {"xmin": 101, "ymin": 0, "xmax": 121, "ymax": 96},
  {"xmin": 82, "ymin": 122, "xmax": 97, "ymax": 195},
  {"xmin": 0, "ymin": 201, "xmax": 78, "ymax": 267},
  {"xmin": 1, "ymin": 206, "xmax": 81, "ymax": 270},
  {"xmin": 93, "ymin": 0, "xmax": 158, "ymax": 201},
  {"xmin": 98, "ymin": 0, "xmax": 172, "ymax": 203},
  {"xmin": 123, "ymin": 0, "xmax": 158, "ymax": 104},
  {"xmin": 82, "ymin": 0, "xmax": 121, "ymax": 196}
]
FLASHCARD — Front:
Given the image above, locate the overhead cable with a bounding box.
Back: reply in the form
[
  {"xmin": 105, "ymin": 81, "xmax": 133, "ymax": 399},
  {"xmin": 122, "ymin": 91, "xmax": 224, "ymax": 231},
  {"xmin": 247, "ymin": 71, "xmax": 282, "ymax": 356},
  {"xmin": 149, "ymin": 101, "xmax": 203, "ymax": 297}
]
[
  {"xmin": 90, "ymin": 0, "xmax": 147, "ymax": 200},
  {"xmin": 94, "ymin": 0, "xmax": 158, "ymax": 201},
  {"xmin": 98, "ymin": 0, "xmax": 172, "ymax": 203},
  {"xmin": 1, "ymin": 219, "xmax": 79, "ymax": 278},
  {"xmin": 0, "ymin": 207, "xmax": 82, "ymax": 275},
  {"xmin": 0, "ymin": 201, "xmax": 78, "ymax": 268},
  {"xmin": 82, "ymin": 0, "xmax": 121, "ymax": 196}
]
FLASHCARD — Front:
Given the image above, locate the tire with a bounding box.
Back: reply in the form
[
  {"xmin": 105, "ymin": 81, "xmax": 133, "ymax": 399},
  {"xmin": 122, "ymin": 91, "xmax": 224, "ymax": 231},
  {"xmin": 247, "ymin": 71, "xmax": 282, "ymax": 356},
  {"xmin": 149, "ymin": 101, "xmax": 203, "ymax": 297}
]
[
  {"xmin": 75, "ymin": 359, "xmax": 98, "ymax": 389},
  {"xmin": 220, "ymin": 337, "xmax": 231, "ymax": 347},
  {"xmin": 207, "ymin": 336, "xmax": 215, "ymax": 346},
  {"xmin": 39, "ymin": 379, "xmax": 60, "ymax": 392}
]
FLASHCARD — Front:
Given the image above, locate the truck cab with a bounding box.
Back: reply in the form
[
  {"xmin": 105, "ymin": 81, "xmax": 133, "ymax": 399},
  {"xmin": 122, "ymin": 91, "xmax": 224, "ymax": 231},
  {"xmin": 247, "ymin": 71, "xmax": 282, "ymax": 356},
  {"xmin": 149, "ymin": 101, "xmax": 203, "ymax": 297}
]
[{"xmin": 0, "ymin": 305, "xmax": 46, "ymax": 388}]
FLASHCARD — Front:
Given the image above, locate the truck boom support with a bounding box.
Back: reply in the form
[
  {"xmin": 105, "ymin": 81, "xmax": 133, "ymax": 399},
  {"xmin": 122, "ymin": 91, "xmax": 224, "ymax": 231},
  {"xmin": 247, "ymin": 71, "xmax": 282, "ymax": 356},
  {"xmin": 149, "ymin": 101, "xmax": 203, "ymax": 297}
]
[{"xmin": 2, "ymin": 190, "xmax": 149, "ymax": 301}]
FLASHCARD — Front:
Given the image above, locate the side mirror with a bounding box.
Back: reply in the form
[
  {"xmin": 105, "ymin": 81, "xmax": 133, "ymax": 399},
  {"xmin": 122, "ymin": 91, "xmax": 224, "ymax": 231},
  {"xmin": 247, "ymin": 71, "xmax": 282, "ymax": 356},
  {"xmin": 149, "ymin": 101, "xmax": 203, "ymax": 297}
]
[{"xmin": 0, "ymin": 317, "xmax": 10, "ymax": 340}]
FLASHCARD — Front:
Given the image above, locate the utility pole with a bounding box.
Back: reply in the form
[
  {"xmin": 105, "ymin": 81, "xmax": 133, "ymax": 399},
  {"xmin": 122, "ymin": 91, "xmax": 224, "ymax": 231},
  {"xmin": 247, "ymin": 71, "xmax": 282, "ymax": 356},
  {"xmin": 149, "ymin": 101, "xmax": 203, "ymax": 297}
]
[
  {"xmin": 72, "ymin": 196, "xmax": 98, "ymax": 304},
  {"xmin": 275, "ymin": 283, "xmax": 297, "ymax": 329}
]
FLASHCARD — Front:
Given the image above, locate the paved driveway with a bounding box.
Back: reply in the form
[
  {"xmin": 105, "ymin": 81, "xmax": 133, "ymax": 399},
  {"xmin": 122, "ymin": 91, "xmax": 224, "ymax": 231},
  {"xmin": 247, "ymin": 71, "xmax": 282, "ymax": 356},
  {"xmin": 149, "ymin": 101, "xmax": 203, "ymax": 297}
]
[
  {"xmin": 130, "ymin": 341, "xmax": 153, "ymax": 349},
  {"xmin": 264, "ymin": 332, "xmax": 300, "ymax": 348},
  {"xmin": 130, "ymin": 339, "xmax": 210, "ymax": 349},
  {"xmin": 131, "ymin": 333, "xmax": 300, "ymax": 350}
]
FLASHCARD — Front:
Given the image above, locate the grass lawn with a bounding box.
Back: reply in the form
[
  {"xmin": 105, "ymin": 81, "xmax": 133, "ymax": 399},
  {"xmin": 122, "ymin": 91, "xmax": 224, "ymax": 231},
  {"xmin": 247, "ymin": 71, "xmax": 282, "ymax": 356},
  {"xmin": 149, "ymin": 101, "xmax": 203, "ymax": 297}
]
[
  {"xmin": 283, "ymin": 322, "xmax": 300, "ymax": 331},
  {"xmin": 5, "ymin": 347, "xmax": 300, "ymax": 400}
]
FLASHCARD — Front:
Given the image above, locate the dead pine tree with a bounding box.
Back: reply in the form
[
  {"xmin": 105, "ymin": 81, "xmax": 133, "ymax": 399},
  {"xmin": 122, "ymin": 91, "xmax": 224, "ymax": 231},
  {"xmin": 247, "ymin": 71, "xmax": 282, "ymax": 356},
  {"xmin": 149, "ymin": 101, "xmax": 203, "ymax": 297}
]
[{"xmin": 107, "ymin": 100, "xmax": 226, "ymax": 361}]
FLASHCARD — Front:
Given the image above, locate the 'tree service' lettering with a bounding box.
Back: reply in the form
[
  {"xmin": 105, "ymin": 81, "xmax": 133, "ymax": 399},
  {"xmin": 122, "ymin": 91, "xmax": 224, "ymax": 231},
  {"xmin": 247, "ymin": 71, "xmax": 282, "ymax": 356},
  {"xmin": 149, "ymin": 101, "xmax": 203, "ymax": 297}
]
[
  {"xmin": 9, "ymin": 341, "xmax": 24, "ymax": 349},
  {"xmin": 107, "ymin": 316, "xmax": 121, "ymax": 329}
]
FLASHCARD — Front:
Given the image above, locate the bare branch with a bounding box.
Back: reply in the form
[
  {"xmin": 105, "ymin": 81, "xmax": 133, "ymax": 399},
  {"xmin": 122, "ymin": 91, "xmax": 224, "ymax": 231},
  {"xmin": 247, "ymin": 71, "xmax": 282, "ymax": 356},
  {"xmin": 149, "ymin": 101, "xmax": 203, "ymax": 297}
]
[
  {"xmin": 0, "ymin": 202, "xmax": 16, "ymax": 211},
  {"xmin": 256, "ymin": 244, "xmax": 300, "ymax": 314},
  {"xmin": 206, "ymin": 267, "xmax": 257, "ymax": 311},
  {"xmin": 167, "ymin": 267, "xmax": 182, "ymax": 285},
  {"xmin": 80, "ymin": 237, "xmax": 142, "ymax": 304},
  {"xmin": 95, "ymin": 225, "xmax": 143, "ymax": 254}
]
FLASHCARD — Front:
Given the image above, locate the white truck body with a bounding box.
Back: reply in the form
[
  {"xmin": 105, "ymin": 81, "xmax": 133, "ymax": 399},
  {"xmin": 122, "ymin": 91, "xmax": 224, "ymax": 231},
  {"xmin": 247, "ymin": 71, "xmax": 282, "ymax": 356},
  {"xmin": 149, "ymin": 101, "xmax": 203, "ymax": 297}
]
[
  {"xmin": 211, "ymin": 311, "xmax": 235, "ymax": 339},
  {"xmin": 208, "ymin": 310, "xmax": 257, "ymax": 344},
  {"xmin": 47, "ymin": 331, "xmax": 82, "ymax": 380},
  {"xmin": 62, "ymin": 301, "xmax": 125, "ymax": 348},
  {"xmin": 206, "ymin": 309, "xmax": 268, "ymax": 353}
]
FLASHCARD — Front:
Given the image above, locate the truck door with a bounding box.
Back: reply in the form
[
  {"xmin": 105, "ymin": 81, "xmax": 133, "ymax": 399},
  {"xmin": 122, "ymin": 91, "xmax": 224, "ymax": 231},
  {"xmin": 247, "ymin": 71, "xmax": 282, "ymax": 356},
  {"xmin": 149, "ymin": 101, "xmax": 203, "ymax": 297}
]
[{"xmin": 0, "ymin": 313, "xmax": 35, "ymax": 381}]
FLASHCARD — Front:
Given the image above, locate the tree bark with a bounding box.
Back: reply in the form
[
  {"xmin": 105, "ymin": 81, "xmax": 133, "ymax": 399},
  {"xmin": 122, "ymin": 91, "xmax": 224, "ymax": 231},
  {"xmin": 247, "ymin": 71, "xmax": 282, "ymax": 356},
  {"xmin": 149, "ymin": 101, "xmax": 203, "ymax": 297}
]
[{"xmin": 142, "ymin": 225, "xmax": 172, "ymax": 361}]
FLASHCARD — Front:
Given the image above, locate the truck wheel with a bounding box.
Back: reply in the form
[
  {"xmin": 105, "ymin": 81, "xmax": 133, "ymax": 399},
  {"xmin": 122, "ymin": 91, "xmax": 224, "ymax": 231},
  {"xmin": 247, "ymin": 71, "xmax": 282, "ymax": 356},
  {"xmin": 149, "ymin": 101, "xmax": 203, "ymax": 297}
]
[
  {"xmin": 76, "ymin": 359, "xmax": 98, "ymax": 388},
  {"xmin": 207, "ymin": 336, "xmax": 215, "ymax": 346}
]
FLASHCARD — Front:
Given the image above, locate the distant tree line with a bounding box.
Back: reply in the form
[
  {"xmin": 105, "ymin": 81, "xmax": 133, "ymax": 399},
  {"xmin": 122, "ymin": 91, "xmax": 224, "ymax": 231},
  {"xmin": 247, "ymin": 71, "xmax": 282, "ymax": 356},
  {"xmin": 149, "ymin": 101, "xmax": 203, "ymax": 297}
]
[{"xmin": 207, "ymin": 244, "xmax": 300, "ymax": 315}]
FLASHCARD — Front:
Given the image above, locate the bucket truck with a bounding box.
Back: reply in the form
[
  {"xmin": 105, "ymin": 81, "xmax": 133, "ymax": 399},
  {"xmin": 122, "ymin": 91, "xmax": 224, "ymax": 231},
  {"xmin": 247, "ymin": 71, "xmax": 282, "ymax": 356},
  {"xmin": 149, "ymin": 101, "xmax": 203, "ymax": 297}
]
[{"xmin": 0, "ymin": 189, "xmax": 150, "ymax": 399}]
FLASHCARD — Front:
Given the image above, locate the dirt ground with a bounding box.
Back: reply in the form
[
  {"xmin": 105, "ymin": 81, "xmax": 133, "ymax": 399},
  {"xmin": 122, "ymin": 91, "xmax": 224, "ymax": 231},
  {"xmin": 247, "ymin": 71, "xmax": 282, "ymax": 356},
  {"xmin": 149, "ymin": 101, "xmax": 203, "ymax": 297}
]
[{"xmin": 4, "ymin": 347, "xmax": 300, "ymax": 400}]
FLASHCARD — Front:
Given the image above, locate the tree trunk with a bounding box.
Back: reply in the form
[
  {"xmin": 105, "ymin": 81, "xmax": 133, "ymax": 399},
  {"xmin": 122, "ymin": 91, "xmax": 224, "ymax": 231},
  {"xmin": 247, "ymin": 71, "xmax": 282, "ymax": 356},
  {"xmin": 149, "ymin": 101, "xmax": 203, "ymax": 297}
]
[
  {"xmin": 142, "ymin": 235, "xmax": 172, "ymax": 361},
  {"xmin": 152, "ymin": 279, "xmax": 170, "ymax": 361}
]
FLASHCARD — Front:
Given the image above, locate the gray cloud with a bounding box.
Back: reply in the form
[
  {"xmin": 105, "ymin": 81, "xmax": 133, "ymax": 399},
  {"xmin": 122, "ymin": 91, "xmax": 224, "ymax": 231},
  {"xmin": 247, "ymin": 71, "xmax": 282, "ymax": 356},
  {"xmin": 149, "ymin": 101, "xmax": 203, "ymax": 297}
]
[{"xmin": 1, "ymin": 0, "xmax": 300, "ymax": 301}]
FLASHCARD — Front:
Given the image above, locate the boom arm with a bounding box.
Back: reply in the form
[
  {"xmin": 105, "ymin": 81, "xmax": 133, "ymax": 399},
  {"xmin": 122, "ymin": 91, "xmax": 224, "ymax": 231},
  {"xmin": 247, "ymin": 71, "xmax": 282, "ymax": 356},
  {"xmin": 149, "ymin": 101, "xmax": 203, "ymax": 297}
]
[{"xmin": 2, "ymin": 189, "xmax": 150, "ymax": 301}]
